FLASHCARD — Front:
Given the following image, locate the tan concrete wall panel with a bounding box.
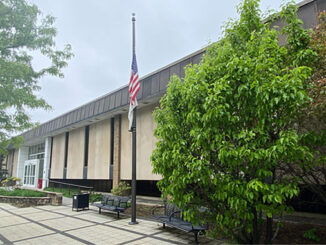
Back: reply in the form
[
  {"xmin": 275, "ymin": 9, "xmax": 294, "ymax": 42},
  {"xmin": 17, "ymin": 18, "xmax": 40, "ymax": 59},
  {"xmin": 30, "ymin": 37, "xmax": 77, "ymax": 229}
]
[
  {"xmin": 67, "ymin": 127, "xmax": 85, "ymax": 179},
  {"xmin": 120, "ymin": 114, "xmax": 132, "ymax": 179},
  {"xmin": 113, "ymin": 115, "xmax": 121, "ymax": 188},
  {"xmin": 88, "ymin": 119, "xmax": 110, "ymax": 179},
  {"xmin": 5, "ymin": 150, "xmax": 14, "ymax": 176},
  {"xmin": 50, "ymin": 133, "xmax": 65, "ymax": 178},
  {"xmin": 12, "ymin": 150, "xmax": 18, "ymax": 177},
  {"xmin": 136, "ymin": 105, "xmax": 160, "ymax": 180},
  {"xmin": 120, "ymin": 105, "xmax": 160, "ymax": 180}
]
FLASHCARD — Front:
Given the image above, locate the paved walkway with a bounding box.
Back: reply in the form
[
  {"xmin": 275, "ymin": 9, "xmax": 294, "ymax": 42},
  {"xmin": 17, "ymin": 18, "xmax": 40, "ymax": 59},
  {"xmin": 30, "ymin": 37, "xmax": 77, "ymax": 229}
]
[{"xmin": 0, "ymin": 203, "xmax": 226, "ymax": 245}]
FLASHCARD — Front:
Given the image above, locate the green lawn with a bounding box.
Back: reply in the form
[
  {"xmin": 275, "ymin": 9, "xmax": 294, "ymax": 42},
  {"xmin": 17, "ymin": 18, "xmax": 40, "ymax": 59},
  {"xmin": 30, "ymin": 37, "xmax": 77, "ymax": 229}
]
[
  {"xmin": 0, "ymin": 188, "xmax": 47, "ymax": 197},
  {"xmin": 44, "ymin": 187, "xmax": 102, "ymax": 202},
  {"xmin": 44, "ymin": 187, "xmax": 79, "ymax": 198}
]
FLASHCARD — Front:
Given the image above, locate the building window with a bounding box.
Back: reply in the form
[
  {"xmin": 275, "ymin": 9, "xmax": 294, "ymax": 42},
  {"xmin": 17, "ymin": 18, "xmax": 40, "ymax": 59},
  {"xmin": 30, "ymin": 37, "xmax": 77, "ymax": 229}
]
[
  {"xmin": 64, "ymin": 132, "xmax": 69, "ymax": 168},
  {"xmin": 28, "ymin": 143, "xmax": 45, "ymax": 160},
  {"xmin": 84, "ymin": 126, "xmax": 89, "ymax": 167}
]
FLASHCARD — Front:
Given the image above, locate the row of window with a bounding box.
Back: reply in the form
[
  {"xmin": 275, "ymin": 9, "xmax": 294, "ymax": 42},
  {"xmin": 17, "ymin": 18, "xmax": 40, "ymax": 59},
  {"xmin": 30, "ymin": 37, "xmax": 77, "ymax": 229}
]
[
  {"xmin": 28, "ymin": 143, "xmax": 45, "ymax": 160},
  {"xmin": 28, "ymin": 143, "xmax": 45, "ymax": 155}
]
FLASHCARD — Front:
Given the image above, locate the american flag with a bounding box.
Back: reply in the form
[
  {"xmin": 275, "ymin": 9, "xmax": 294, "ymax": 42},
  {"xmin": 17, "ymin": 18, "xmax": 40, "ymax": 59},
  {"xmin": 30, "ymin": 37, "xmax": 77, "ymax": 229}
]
[{"xmin": 128, "ymin": 52, "xmax": 140, "ymax": 130}]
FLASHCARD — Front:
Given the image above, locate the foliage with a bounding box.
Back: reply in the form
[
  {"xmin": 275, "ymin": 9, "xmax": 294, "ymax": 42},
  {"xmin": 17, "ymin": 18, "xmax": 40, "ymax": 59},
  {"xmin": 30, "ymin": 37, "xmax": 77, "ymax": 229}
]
[
  {"xmin": 152, "ymin": 0, "xmax": 317, "ymax": 243},
  {"xmin": 111, "ymin": 182, "xmax": 131, "ymax": 196},
  {"xmin": 278, "ymin": 11, "xmax": 326, "ymax": 206},
  {"xmin": 89, "ymin": 193, "xmax": 102, "ymax": 203},
  {"xmin": 0, "ymin": 188, "xmax": 46, "ymax": 197},
  {"xmin": 1, "ymin": 177, "xmax": 21, "ymax": 187},
  {"xmin": 303, "ymin": 228, "xmax": 321, "ymax": 242},
  {"xmin": 0, "ymin": 0, "xmax": 73, "ymax": 155}
]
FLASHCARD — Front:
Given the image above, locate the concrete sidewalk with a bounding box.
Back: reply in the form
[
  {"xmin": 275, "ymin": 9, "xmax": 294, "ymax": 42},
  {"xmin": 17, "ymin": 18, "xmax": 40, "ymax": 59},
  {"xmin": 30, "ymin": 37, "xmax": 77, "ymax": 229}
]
[{"xmin": 0, "ymin": 202, "xmax": 226, "ymax": 244}]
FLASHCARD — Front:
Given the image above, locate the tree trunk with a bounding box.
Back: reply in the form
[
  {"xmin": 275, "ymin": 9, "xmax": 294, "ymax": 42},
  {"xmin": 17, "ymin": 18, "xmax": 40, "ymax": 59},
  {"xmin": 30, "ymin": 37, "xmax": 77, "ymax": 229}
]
[
  {"xmin": 265, "ymin": 217, "xmax": 273, "ymax": 244},
  {"xmin": 252, "ymin": 207, "xmax": 260, "ymax": 244}
]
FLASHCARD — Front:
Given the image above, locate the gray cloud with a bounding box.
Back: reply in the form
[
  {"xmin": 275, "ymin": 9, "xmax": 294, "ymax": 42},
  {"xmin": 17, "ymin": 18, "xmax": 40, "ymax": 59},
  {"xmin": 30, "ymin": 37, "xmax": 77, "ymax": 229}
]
[{"xmin": 27, "ymin": 0, "xmax": 299, "ymax": 124}]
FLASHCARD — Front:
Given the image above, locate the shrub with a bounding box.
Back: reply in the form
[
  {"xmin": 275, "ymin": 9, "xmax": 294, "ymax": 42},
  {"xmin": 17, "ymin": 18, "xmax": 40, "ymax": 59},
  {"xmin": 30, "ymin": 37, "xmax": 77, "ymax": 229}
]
[
  {"xmin": 303, "ymin": 228, "xmax": 321, "ymax": 242},
  {"xmin": 89, "ymin": 193, "xmax": 102, "ymax": 203},
  {"xmin": 111, "ymin": 182, "xmax": 131, "ymax": 196},
  {"xmin": 1, "ymin": 177, "xmax": 21, "ymax": 187}
]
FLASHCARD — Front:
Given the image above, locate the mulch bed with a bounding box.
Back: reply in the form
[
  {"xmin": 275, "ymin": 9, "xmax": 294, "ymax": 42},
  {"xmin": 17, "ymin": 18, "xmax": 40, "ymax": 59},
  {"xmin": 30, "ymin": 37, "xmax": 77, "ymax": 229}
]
[
  {"xmin": 124, "ymin": 203, "xmax": 163, "ymax": 217},
  {"xmin": 124, "ymin": 204, "xmax": 326, "ymax": 244},
  {"xmin": 273, "ymin": 222, "xmax": 326, "ymax": 244}
]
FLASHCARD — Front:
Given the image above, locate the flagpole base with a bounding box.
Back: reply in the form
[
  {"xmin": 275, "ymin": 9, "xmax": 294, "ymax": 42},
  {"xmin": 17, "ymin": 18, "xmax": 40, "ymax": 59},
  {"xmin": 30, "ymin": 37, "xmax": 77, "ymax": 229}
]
[{"xmin": 128, "ymin": 221, "xmax": 139, "ymax": 225}]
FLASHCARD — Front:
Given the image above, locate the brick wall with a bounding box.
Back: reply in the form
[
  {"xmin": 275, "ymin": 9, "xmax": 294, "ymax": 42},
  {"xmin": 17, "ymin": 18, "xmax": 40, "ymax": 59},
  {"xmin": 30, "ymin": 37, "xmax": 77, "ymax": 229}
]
[{"xmin": 113, "ymin": 115, "xmax": 121, "ymax": 188}]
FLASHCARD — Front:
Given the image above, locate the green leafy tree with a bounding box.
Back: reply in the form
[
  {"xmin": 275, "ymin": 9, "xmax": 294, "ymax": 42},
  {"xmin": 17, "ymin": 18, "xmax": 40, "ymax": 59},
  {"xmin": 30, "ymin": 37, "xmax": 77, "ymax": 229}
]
[
  {"xmin": 152, "ymin": 0, "xmax": 317, "ymax": 243},
  {"xmin": 0, "ymin": 0, "xmax": 73, "ymax": 154},
  {"xmin": 278, "ymin": 11, "xmax": 326, "ymax": 206}
]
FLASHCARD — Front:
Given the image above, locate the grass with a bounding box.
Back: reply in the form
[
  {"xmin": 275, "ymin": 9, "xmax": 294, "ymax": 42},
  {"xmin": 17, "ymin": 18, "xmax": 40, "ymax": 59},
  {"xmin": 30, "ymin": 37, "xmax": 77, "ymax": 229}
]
[
  {"xmin": 45, "ymin": 187, "xmax": 79, "ymax": 198},
  {"xmin": 0, "ymin": 188, "xmax": 47, "ymax": 197},
  {"xmin": 44, "ymin": 187, "xmax": 102, "ymax": 202}
]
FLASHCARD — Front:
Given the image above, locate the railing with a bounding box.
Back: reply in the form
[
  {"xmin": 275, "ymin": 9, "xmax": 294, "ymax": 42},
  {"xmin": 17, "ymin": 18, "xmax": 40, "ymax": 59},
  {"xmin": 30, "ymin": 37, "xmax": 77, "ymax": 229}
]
[{"xmin": 48, "ymin": 180, "xmax": 93, "ymax": 195}]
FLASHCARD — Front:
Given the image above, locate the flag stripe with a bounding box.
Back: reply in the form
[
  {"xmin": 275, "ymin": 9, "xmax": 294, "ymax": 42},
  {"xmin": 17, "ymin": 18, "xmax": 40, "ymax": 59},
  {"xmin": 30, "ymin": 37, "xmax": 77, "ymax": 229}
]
[
  {"xmin": 130, "ymin": 76, "xmax": 139, "ymax": 92},
  {"xmin": 128, "ymin": 53, "xmax": 140, "ymax": 129}
]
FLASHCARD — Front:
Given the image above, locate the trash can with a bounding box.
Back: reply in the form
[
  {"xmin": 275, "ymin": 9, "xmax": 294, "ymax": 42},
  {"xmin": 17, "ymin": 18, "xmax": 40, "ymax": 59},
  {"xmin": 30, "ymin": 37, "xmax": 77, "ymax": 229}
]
[
  {"xmin": 72, "ymin": 193, "xmax": 89, "ymax": 211},
  {"xmin": 37, "ymin": 178, "xmax": 43, "ymax": 189}
]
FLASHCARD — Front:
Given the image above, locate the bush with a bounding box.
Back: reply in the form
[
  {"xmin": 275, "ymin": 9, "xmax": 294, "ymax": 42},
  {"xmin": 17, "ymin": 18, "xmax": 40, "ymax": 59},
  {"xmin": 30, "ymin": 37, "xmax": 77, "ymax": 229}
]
[
  {"xmin": 89, "ymin": 193, "xmax": 102, "ymax": 203},
  {"xmin": 303, "ymin": 228, "xmax": 321, "ymax": 242},
  {"xmin": 1, "ymin": 177, "xmax": 21, "ymax": 187},
  {"xmin": 111, "ymin": 182, "xmax": 131, "ymax": 196}
]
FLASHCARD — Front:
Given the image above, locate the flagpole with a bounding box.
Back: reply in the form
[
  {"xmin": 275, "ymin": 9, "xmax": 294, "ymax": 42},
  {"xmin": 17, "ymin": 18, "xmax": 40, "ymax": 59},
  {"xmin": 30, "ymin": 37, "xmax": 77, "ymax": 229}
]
[{"xmin": 129, "ymin": 12, "xmax": 138, "ymax": 225}]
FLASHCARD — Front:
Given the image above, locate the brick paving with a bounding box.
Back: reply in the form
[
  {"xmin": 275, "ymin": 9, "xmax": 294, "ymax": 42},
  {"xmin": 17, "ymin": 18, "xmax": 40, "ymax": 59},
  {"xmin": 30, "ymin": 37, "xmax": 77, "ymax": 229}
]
[{"xmin": 0, "ymin": 202, "xmax": 227, "ymax": 244}]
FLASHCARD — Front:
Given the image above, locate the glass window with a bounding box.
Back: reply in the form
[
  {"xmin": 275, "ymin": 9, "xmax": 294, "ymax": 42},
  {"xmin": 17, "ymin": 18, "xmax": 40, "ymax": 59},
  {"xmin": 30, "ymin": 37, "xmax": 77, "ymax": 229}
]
[{"xmin": 28, "ymin": 143, "xmax": 45, "ymax": 160}]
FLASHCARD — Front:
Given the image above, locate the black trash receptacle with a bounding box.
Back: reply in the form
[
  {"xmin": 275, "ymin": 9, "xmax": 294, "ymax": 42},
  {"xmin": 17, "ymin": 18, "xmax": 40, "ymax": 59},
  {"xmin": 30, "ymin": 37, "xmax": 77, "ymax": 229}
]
[{"xmin": 72, "ymin": 193, "xmax": 89, "ymax": 211}]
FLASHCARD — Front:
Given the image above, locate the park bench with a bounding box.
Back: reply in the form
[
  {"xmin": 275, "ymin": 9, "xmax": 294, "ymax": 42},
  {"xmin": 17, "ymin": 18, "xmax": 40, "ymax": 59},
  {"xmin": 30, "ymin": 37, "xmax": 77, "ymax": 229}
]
[
  {"xmin": 152, "ymin": 203, "xmax": 208, "ymax": 243},
  {"xmin": 92, "ymin": 195, "xmax": 129, "ymax": 219}
]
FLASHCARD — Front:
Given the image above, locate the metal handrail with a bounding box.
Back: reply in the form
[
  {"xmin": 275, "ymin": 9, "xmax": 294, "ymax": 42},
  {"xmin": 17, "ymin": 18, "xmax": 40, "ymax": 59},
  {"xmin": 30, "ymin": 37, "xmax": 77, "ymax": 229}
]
[{"xmin": 48, "ymin": 180, "xmax": 93, "ymax": 195}]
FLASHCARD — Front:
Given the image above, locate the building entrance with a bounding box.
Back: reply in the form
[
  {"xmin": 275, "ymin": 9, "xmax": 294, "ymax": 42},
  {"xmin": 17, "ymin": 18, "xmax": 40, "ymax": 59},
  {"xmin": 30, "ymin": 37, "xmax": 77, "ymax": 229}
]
[{"xmin": 23, "ymin": 160, "xmax": 39, "ymax": 187}]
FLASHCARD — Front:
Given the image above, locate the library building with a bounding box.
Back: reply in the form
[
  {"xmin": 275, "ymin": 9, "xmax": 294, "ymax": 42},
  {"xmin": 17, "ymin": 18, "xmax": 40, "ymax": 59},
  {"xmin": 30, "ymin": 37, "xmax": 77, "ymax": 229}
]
[{"xmin": 3, "ymin": 0, "xmax": 326, "ymax": 200}]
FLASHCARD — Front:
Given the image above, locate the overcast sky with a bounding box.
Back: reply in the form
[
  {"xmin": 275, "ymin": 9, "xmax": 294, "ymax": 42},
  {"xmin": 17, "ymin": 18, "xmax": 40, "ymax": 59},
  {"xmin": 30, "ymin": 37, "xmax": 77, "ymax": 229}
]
[{"xmin": 27, "ymin": 0, "xmax": 300, "ymax": 124}]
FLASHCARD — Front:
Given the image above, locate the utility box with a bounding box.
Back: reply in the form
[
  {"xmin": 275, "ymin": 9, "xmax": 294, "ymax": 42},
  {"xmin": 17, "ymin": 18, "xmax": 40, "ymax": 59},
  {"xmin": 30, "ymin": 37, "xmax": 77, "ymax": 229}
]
[
  {"xmin": 37, "ymin": 179, "xmax": 43, "ymax": 189},
  {"xmin": 72, "ymin": 193, "xmax": 89, "ymax": 211}
]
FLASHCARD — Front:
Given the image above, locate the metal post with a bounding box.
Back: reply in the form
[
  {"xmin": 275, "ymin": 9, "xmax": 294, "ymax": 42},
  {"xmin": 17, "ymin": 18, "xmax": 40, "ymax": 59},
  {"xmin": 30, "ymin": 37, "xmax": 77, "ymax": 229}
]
[{"xmin": 129, "ymin": 13, "xmax": 138, "ymax": 225}]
